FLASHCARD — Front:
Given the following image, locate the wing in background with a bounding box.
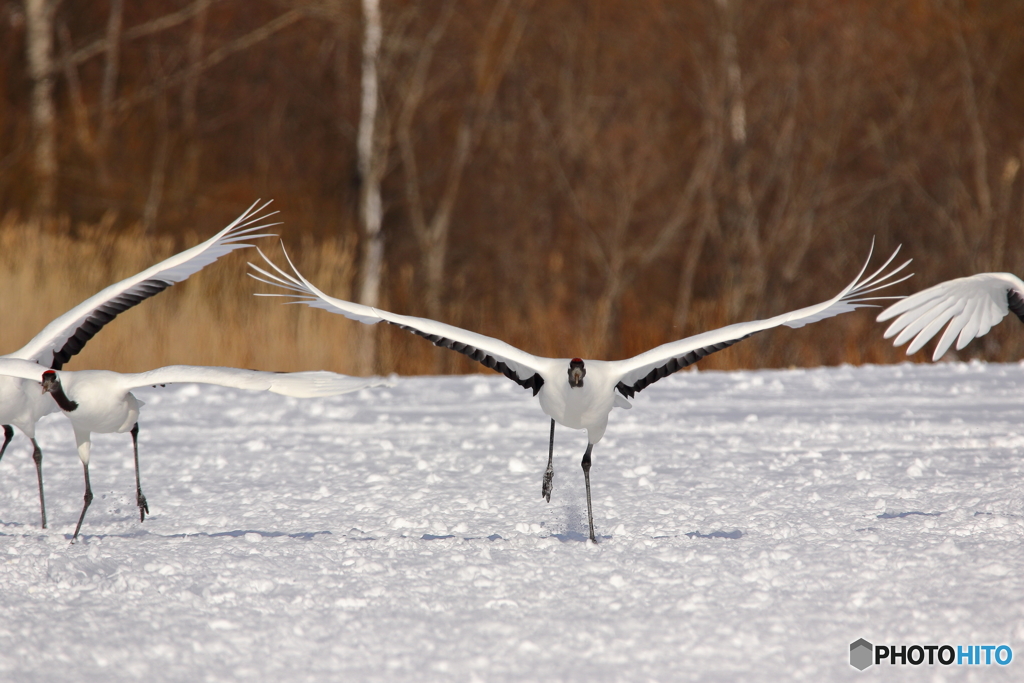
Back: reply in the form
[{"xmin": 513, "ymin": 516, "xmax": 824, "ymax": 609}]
[
  {"xmin": 876, "ymin": 272, "xmax": 1024, "ymax": 361},
  {"xmin": 0, "ymin": 358, "xmax": 48, "ymax": 383},
  {"xmin": 5, "ymin": 200, "xmax": 277, "ymax": 369},
  {"xmin": 120, "ymin": 365, "xmax": 394, "ymax": 399}
]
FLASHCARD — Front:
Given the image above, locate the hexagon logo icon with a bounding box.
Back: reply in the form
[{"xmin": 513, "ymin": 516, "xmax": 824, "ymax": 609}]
[{"xmin": 850, "ymin": 638, "xmax": 873, "ymax": 670}]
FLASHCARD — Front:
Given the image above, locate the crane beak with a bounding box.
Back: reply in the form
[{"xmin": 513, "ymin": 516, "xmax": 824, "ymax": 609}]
[{"xmin": 40, "ymin": 372, "xmax": 57, "ymax": 394}]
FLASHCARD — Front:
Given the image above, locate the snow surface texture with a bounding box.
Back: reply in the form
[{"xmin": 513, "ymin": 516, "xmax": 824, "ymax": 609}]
[{"xmin": 1, "ymin": 362, "xmax": 1023, "ymax": 682}]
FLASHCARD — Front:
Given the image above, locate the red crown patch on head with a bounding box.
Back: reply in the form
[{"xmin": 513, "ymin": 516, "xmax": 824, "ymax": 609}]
[{"xmin": 571, "ymin": 358, "xmax": 583, "ymax": 364}]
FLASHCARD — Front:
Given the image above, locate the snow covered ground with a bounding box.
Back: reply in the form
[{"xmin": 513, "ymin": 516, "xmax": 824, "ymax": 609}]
[{"xmin": 1, "ymin": 361, "xmax": 1023, "ymax": 682}]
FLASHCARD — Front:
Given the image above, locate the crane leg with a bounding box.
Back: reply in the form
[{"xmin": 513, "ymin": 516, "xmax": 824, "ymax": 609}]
[
  {"xmin": 31, "ymin": 438, "xmax": 46, "ymax": 529},
  {"xmin": 581, "ymin": 444, "xmax": 596, "ymax": 543},
  {"xmin": 72, "ymin": 461, "xmax": 93, "ymax": 542},
  {"xmin": 542, "ymin": 419, "xmax": 555, "ymax": 502},
  {"xmin": 0, "ymin": 425, "xmax": 12, "ymax": 462},
  {"xmin": 132, "ymin": 423, "xmax": 148, "ymax": 522}
]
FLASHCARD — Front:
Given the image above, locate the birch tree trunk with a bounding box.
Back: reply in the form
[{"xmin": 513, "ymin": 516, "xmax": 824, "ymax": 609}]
[
  {"xmin": 24, "ymin": 0, "xmax": 59, "ymax": 219},
  {"xmin": 355, "ymin": 0, "xmax": 384, "ymax": 371}
]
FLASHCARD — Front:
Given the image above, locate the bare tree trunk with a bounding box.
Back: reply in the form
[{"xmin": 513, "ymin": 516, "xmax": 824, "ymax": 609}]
[
  {"xmin": 589, "ymin": 251, "xmax": 627, "ymax": 359},
  {"xmin": 667, "ymin": 97, "xmax": 717, "ymax": 335},
  {"xmin": 588, "ymin": 137, "xmax": 715, "ymax": 357},
  {"xmin": 953, "ymin": 8, "xmax": 991, "ymax": 240},
  {"xmin": 355, "ymin": 0, "xmax": 384, "ymax": 372},
  {"xmin": 58, "ymin": 23, "xmax": 95, "ymax": 154},
  {"xmin": 584, "ymin": 168, "xmax": 639, "ymax": 358},
  {"xmin": 25, "ymin": 0, "xmax": 59, "ymax": 219},
  {"xmin": 141, "ymin": 47, "xmax": 169, "ymax": 234},
  {"xmin": 96, "ymin": 0, "xmax": 123, "ymax": 188},
  {"xmin": 673, "ymin": 168, "xmax": 718, "ymax": 335},
  {"xmin": 181, "ymin": 0, "xmax": 210, "ymax": 198},
  {"xmin": 992, "ymin": 156, "xmax": 1020, "ymax": 272},
  {"xmin": 141, "ymin": 105, "xmax": 169, "ymax": 233},
  {"xmin": 1011, "ymin": 141, "xmax": 1024, "ymax": 275},
  {"xmin": 716, "ymin": 0, "xmax": 763, "ymax": 319},
  {"xmin": 420, "ymin": 121, "xmax": 472, "ymax": 324}
]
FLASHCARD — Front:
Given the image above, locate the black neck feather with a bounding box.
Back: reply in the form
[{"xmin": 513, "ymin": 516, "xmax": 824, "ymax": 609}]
[{"xmin": 49, "ymin": 382, "xmax": 79, "ymax": 412}]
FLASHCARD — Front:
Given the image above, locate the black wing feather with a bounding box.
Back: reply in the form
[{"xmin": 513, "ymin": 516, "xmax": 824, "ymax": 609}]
[
  {"xmin": 50, "ymin": 279, "xmax": 171, "ymax": 370},
  {"xmin": 615, "ymin": 333, "xmax": 753, "ymax": 399},
  {"xmin": 393, "ymin": 323, "xmax": 544, "ymax": 395}
]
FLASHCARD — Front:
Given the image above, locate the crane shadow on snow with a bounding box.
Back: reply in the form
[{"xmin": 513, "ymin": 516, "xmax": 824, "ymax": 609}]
[
  {"xmin": 419, "ymin": 531, "xmax": 615, "ymax": 543},
  {"xmin": 76, "ymin": 529, "xmax": 335, "ymax": 542},
  {"xmin": 684, "ymin": 529, "xmax": 744, "ymax": 539},
  {"xmin": 857, "ymin": 509, "xmax": 943, "ymax": 532},
  {"xmin": 418, "ymin": 529, "xmax": 744, "ymax": 543},
  {"xmin": 0, "ymin": 527, "xmax": 335, "ymax": 542},
  {"xmin": 876, "ymin": 510, "xmax": 942, "ymax": 519}
]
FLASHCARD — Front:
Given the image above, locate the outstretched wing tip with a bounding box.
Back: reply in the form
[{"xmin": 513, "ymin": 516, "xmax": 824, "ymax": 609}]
[
  {"xmin": 254, "ymin": 247, "xmax": 547, "ymax": 389},
  {"xmin": 13, "ymin": 202, "xmax": 277, "ymax": 365},
  {"xmin": 613, "ymin": 242, "xmax": 912, "ymax": 396}
]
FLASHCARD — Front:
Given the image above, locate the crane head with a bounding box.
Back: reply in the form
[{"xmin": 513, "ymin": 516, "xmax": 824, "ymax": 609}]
[{"xmin": 568, "ymin": 358, "xmax": 586, "ymax": 388}]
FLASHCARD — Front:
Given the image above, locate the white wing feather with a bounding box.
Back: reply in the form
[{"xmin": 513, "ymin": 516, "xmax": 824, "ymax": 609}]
[
  {"xmin": 876, "ymin": 272, "xmax": 1024, "ymax": 361},
  {"xmin": 932, "ymin": 295, "xmax": 976, "ymax": 357},
  {"xmin": 4, "ymin": 200, "xmax": 277, "ymax": 368},
  {"xmin": 613, "ymin": 244, "xmax": 911, "ymax": 391},
  {"xmin": 117, "ymin": 366, "xmax": 393, "ymax": 398},
  {"xmin": 0, "ymin": 359, "xmax": 392, "ymax": 398}
]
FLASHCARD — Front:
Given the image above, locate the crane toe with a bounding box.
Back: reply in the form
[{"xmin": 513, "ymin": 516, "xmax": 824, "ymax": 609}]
[{"xmin": 137, "ymin": 491, "xmax": 149, "ymax": 522}]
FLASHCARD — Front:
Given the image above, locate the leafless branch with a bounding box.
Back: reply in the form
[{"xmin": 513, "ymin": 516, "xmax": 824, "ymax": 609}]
[{"xmin": 113, "ymin": 8, "xmax": 306, "ymax": 116}]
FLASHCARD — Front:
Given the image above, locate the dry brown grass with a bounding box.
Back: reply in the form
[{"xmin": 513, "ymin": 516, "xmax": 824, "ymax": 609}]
[{"xmin": 0, "ymin": 216, "xmax": 363, "ymax": 375}]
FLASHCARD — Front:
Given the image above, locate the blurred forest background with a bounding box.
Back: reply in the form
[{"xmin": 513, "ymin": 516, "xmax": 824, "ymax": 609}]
[{"xmin": 1, "ymin": 0, "xmax": 1023, "ymax": 376}]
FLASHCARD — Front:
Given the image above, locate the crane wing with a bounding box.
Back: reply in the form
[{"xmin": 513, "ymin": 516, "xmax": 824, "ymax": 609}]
[
  {"xmin": 118, "ymin": 365, "xmax": 394, "ymax": 398},
  {"xmin": 613, "ymin": 244, "xmax": 912, "ymax": 398},
  {"xmin": 0, "ymin": 358, "xmax": 49, "ymax": 382},
  {"xmin": 249, "ymin": 249, "xmax": 552, "ymax": 395},
  {"xmin": 4, "ymin": 200, "xmax": 277, "ymax": 370},
  {"xmin": 876, "ymin": 272, "xmax": 1024, "ymax": 361}
]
